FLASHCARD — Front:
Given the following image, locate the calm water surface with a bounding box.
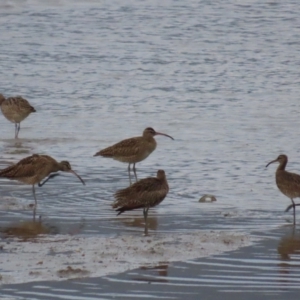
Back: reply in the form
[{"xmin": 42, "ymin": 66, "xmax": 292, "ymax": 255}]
[{"xmin": 1, "ymin": 0, "xmax": 300, "ymax": 298}]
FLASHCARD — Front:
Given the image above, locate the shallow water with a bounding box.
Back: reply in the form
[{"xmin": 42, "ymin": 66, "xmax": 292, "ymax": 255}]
[{"xmin": 1, "ymin": 0, "xmax": 300, "ymax": 298}]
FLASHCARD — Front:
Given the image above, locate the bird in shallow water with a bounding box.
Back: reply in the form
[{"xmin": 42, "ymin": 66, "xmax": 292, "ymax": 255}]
[
  {"xmin": 94, "ymin": 127, "xmax": 174, "ymax": 185},
  {"xmin": 266, "ymin": 154, "xmax": 300, "ymax": 225},
  {"xmin": 0, "ymin": 94, "xmax": 36, "ymax": 139},
  {"xmin": 0, "ymin": 154, "xmax": 85, "ymax": 220},
  {"xmin": 113, "ymin": 169, "xmax": 169, "ymax": 235}
]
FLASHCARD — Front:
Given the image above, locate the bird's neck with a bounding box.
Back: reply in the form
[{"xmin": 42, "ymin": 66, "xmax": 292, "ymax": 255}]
[
  {"xmin": 157, "ymin": 176, "xmax": 168, "ymax": 189},
  {"xmin": 277, "ymin": 161, "xmax": 287, "ymax": 171},
  {"xmin": 144, "ymin": 134, "xmax": 155, "ymax": 143},
  {"xmin": 157, "ymin": 174, "xmax": 166, "ymax": 181},
  {"xmin": 53, "ymin": 162, "xmax": 63, "ymax": 173}
]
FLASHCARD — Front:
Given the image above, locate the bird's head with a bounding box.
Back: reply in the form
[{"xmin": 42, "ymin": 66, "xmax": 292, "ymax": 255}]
[
  {"xmin": 266, "ymin": 154, "xmax": 288, "ymax": 168},
  {"xmin": 157, "ymin": 169, "xmax": 166, "ymax": 180},
  {"xmin": 59, "ymin": 161, "xmax": 85, "ymax": 185},
  {"xmin": 143, "ymin": 127, "xmax": 174, "ymax": 140}
]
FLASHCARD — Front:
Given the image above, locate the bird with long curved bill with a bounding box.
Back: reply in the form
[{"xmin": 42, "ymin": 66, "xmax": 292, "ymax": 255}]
[
  {"xmin": 94, "ymin": 127, "xmax": 174, "ymax": 185},
  {"xmin": 266, "ymin": 154, "xmax": 300, "ymax": 225},
  {"xmin": 0, "ymin": 94, "xmax": 36, "ymax": 139},
  {"xmin": 113, "ymin": 169, "xmax": 169, "ymax": 235},
  {"xmin": 0, "ymin": 154, "xmax": 85, "ymax": 220}
]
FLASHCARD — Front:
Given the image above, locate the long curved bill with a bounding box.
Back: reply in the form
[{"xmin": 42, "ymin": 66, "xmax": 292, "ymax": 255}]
[
  {"xmin": 155, "ymin": 131, "xmax": 174, "ymax": 140},
  {"xmin": 266, "ymin": 159, "xmax": 278, "ymax": 168},
  {"xmin": 69, "ymin": 170, "xmax": 85, "ymax": 185}
]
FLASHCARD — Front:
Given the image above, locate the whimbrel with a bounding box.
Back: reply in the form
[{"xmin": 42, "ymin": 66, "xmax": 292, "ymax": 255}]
[
  {"xmin": 266, "ymin": 154, "xmax": 300, "ymax": 225},
  {"xmin": 94, "ymin": 127, "xmax": 173, "ymax": 184},
  {"xmin": 0, "ymin": 94, "xmax": 36, "ymax": 139},
  {"xmin": 113, "ymin": 169, "xmax": 169, "ymax": 235},
  {"xmin": 0, "ymin": 154, "xmax": 85, "ymax": 220}
]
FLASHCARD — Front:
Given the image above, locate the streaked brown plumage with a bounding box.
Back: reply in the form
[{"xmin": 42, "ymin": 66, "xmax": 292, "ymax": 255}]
[
  {"xmin": 0, "ymin": 94, "xmax": 36, "ymax": 139},
  {"xmin": 113, "ymin": 169, "xmax": 169, "ymax": 235},
  {"xmin": 0, "ymin": 154, "xmax": 85, "ymax": 220},
  {"xmin": 94, "ymin": 127, "xmax": 174, "ymax": 184},
  {"xmin": 266, "ymin": 154, "xmax": 300, "ymax": 224}
]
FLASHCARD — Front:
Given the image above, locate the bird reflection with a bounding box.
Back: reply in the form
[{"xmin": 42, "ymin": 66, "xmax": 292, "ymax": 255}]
[
  {"xmin": 2, "ymin": 139, "xmax": 31, "ymax": 155},
  {"xmin": 140, "ymin": 264, "xmax": 169, "ymax": 276},
  {"xmin": 277, "ymin": 227, "xmax": 300, "ymax": 285},
  {"xmin": 0, "ymin": 219, "xmax": 58, "ymax": 241},
  {"xmin": 118, "ymin": 215, "xmax": 159, "ymax": 232},
  {"xmin": 133, "ymin": 264, "xmax": 169, "ymax": 283},
  {"xmin": 277, "ymin": 228, "xmax": 300, "ymax": 260}
]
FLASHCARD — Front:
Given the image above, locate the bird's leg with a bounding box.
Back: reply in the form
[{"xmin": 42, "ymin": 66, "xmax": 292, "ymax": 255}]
[
  {"xmin": 38, "ymin": 173, "xmax": 60, "ymax": 187},
  {"xmin": 128, "ymin": 163, "xmax": 132, "ymax": 186},
  {"xmin": 14, "ymin": 123, "xmax": 18, "ymax": 139},
  {"xmin": 143, "ymin": 207, "xmax": 149, "ymax": 236},
  {"xmin": 291, "ymin": 198, "xmax": 296, "ymax": 225},
  {"xmin": 32, "ymin": 184, "xmax": 37, "ymax": 221},
  {"xmin": 133, "ymin": 163, "xmax": 138, "ymax": 182},
  {"xmin": 285, "ymin": 203, "xmax": 300, "ymax": 212},
  {"xmin": 15, "ymin": 123, "xmax": 20, "ymax": 139},
  {"xmin": 17, "ymin": 123, "xmax": 21, "ymax": 138}
]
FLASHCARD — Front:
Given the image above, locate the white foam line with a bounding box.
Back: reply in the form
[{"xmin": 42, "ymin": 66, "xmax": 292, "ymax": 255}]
[{"xmin": 0, "ymin": 230, "xmax": 256, "ymax": 285}]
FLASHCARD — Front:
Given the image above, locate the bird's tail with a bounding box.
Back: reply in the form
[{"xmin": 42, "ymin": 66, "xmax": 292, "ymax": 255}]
[
  {"xmin": 93, "ymin": 149, "xmax": 113, "ymax": 157},
  {"xmin": 0, "ymin": 164, "xmax": 17, "ymax": 178},
  {"xmin": 114, "ymin": 204, "xmax": 144, "ymax": 215},
  {"xmin": 116, "ymin": 207, "xmax": 125, "ymax": 215}
]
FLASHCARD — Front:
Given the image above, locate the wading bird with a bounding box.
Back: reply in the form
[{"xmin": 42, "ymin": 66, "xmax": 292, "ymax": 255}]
[
  {"xmin": 113, "ymin": 169, "xmax": 169, "ymax": 235},
  {"xmin": 0, "ymin": 94, "xmax": 36, "ymax": 139},
  {"xmin": 94, "ymin": 127, "xmax": 173, "ymax": 184},
  {"xmin": 266, "ymin": 154, "xmax": 300, "ymax": 225},
  {"xmin": 0, "ymin": 154, "xmax": 85, "ymax": 220}
]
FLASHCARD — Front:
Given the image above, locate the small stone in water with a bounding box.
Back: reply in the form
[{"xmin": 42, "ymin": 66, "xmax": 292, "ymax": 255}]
[{"xmin": 199, "ymin": 194, "xmax": 217, "ymax": 202}]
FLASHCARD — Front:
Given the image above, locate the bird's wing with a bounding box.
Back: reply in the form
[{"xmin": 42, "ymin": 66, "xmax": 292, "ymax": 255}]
[
  {"xmin": 114, "ymin": 177, "xmax": 158, "ymax": 197},
  {"xmin": 95, "ymin": 137, "xmax": 142, "ymax": 157},
  {"xmin": 39, "ymin": 155, "xmax": 57, "ymax": 164},
  {"xmin": 113, "ymin": 177, "xmax": 165, "ymax": 208},
  {"xmin": 277, "ymin": 171, "xmax": 300, "ymax": 193},
  {"xmin": 287, "ymin": 172, "xmax": 300, "ymax": 186},
  {"xmin": 0, "ymin": 154, "xmax": 41, "ymax": 179},
  {"xmin": 6, "ymin": 96, "xmax": 35, "ymax": 112}
]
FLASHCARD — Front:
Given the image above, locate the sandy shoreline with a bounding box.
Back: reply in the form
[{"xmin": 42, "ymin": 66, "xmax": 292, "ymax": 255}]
[{"xmin": 0, "ymin": 230, "xmax": 256, "ymax": 285}]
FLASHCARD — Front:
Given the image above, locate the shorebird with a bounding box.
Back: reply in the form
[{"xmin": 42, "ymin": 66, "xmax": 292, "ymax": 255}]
[
  {"xmin": 0, "ymin": 154, "xmax": 85, "ymax": 220},
  {"xmin": 0, "ymin": 94, "xmax": 36, "ymax": 139},
  {"xmin": 266, "ymin": 154, "xmax": 300, "ymax": 225},
  {"xmin": 113, "ymin": 169, "xmax": 169, "ymax": 235},
  {"xmin": 94, "ymin": 127, "xmax": 174, "ymax": 184}
]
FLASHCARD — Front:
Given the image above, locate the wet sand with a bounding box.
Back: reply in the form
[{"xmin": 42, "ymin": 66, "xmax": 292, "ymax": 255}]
[
  {"xmin": 0, "ymin": 229, "xmax": 254, "ymax": 285},
  {"xmin": 2, "ymin": 226, "xmax": 300, "ymax": 299}
]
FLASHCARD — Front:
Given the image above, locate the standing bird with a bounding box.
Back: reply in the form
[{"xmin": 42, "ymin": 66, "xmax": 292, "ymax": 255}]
[
  {"xmin": 0, "ymin": 154, "xmax": 85, "ymax": 220},
  {"xmin": 0, "ymin": 94, "xmax": 36, "ymax": 139},
  {"xmin": 266, "ymin": 154, "xmax": 300, "ymax": 225},
  {"xmin": 94, "ymin": 127, "xmax": 174, "ymax": 184},
  {"xmin": 113, "ymin": 169, "xmax": 169, "ymax": 235}
]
